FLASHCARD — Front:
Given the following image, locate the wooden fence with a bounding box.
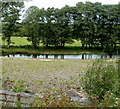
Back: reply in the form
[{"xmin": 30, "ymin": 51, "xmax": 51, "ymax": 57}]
[{"xmin": 0, "ymin": 90, "xmax": 35, "ymax": 107}]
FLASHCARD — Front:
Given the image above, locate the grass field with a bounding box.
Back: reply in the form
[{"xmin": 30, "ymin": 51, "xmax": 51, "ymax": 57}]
[
  {"xmin": 1, "ymin": 37, "xmax": 31, "ymax": 46},
  {"xmin": 1, "ymin": 58, "xmax": 118, "ymax": 107},
  {"xmin": 0, "ymin": 37, "xmax": 82, "ymax": 47},
  {"xmin": 1, "ymin": 37, "xmax": 107, "ymax": 55},
  {"xmin": 1, "ymin": 58, "xmax": 93, "ymax": 94}
]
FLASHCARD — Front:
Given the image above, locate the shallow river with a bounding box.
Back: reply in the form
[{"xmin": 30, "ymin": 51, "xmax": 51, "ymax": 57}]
[{"xmin": 1, "ymin": 54, "xmax": 120, "ymax": 59}]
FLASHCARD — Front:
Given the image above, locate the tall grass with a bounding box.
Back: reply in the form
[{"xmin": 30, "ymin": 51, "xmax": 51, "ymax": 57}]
[{"xmin": 83, "ymin": 59, "xmax": 119, "ymax": 107}]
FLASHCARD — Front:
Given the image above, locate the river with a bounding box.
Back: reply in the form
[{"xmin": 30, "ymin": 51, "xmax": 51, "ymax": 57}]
[{"xmin": 1, "ymin": 54, "xmax": 120, "ymax": 59}]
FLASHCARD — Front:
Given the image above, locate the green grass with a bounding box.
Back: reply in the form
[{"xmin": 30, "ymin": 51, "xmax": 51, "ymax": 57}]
[
  {"xmin": 0, "ymin": 37, "xmax": 111, "ymax": 55},
  {"xmin": 2, "ymin": 46, "xmax": 105, "ymax": 55},
  {"xmin": 1, "ymin": 37, "xmax": 106, "ymax": 55},
  {"xmin": 83, "ymin": 59, "xmax": 119, "ymax": 107},
  {"xmin": 11, "ymin": 37, "xmax": 31, "ymax": 46},
  {"xmin": 1, "ymin": 37, "xmax": 31, "ymax": 46},
  {"xmin": 1, "ymin": 37, "xmax": 82, "ymax": 47},
  {"xmin": 66, "ymin": 40, "xmax": 82, "ymax": 47}
]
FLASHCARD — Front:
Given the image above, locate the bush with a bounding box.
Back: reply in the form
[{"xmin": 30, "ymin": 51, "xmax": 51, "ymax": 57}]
[
  {"xmin": 83, "ymin": 59, "xmax": 119, "ymax": 100},
  {"xmin": 30, "ymin": 92, "xmax": 80, "ymax": 107}
]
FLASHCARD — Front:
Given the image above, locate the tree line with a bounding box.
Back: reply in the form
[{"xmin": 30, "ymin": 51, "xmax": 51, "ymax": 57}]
[{"xmin": 1, "ymin": 1, "xmax": 120, "ymax": 51}]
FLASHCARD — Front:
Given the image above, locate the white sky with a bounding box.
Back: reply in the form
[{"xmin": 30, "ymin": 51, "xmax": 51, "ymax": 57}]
[{"xmin": 24, "ymin": 0, "xmax": 120, "ymax": 10}]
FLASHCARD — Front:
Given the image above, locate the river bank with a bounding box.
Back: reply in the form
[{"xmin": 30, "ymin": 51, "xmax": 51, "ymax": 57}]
[{"xmin": 2, "ymin": 46, "xmax": 114, "ymax": 55}]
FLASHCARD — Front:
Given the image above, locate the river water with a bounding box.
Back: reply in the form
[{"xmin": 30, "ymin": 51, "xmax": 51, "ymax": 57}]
[{"xmin": 1, "ymin": 54, "xmax": 120, "ymax": 59}]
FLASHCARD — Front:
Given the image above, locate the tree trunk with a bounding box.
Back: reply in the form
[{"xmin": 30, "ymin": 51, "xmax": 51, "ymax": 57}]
[
  {"xmin": 32, "ymin": 40, "xmax": 37, "ymax": 49},
  {"xmin": 7, "ymin": 36, "xmax": 11, "ymax": 48},
  {"xmin": 45, "ymin": 43, "xmax": 49, "ymax": 48},
  {"xmin": 114, "ymin": 43, "xmax": 116, "ymax": 49},
  {"xmin": 82, "ymin": 43, "xmax": 85, "ymax": 49},
  {"xmin": 61, "ymin": 41, "xmax": 65, "ymax": 48},
  {"xmin": 100, "ymin": 38, "xmax": 104, "ymax": 49},
  {"xmin": 88, "ymin": 44, "xmax": 91, "ymax": 48}
]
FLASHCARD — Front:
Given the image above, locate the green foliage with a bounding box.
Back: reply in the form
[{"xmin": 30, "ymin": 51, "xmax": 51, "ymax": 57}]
[
  {"xmin": 1, "ymin": 1, "xmax": 120, "ymax": 50},
  {"xmin": 101, "ymin": 92, "xmax": 119, "ymax": 107},
  {"xmin": 11, "ymin": 80, "xmax": 31, "ymax": 93},
  {"xmin": 12, "ymin": 86, "xmax": 24, "ymax": 92},
  {"xmin": 73, "ymin": 2, "xmax": 120, "ymax": 50},
  {"xmin": 15, "ymin": 100, "xmax": 21, "ymax": 107},
  {"xmin": 1, "ymin": 2, "xmax": 24, "ymax": 47},
  {"xmin": 83, "ymin": 59, "xmax": 119, "ymax": 100},
  {"xmin": 2, "ymin": 77, "xmax": 30, "ymax": 93},
  {"xmin": 22, "ymin": 6, "xmax": 42, "ymax": 48},
  {"xmin": 21, "ymin": 2, "xmax": 119, "ymax": 50}
]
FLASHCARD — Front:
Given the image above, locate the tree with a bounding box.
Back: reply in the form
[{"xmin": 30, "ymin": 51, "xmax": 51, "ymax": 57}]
[
  {"xmin": 20, "ymin": 2, "xmax": 120, "ymax": 51},
  {"xmin": 1, "ymin": 2, "xmax": 24, "ymax": 47},
  {"xmin": 56, "ymin": 5, "xmax": 74, "ymax": 48},
  {"xmin": 94, "ymin": 3, "xmax": 119, "ymax": 50},
  {"xmin": 22, "ymin": 6, "xmax": 43, "ymax": 48},
  {"xmin": 73, "ymin": 2, "xmax": 95, "ymax": 49},
  {"xmin": 41, "ymin": 7, "xmax": 58, "ymax": 47},
  {"xmin": 41, "ymin": 6, "xmax": 73, "ymax": 48}
]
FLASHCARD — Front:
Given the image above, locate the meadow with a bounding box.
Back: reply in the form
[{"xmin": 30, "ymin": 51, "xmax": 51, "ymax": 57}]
[
  {"xmin": 1, "ymin": 37, "xmax": 119, "ymax": 107},
  {"xmin": 1, "ymin": 58, "xmax": 92, "ymax": 94},
  {"xmin": 1, "ymin": 58, "xmax": 119, "ymax": 107},
  {"xmin": 1, "ymin": 37, "xmax": 107, "ymax": 55},
  {"xmin": 1, "ymin": 37, "xmax": 82, "ymax": 47}
]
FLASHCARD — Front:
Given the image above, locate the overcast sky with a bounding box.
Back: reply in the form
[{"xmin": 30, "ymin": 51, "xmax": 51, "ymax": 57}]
[{"xmin": 24, "ymin": 0, "xmax": 120, "ymax": 10}]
